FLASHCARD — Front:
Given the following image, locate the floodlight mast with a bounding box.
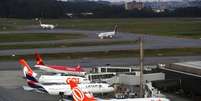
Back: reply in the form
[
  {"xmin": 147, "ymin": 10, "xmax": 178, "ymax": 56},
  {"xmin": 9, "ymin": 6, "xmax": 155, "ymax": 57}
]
[{"xmin": 139, "ymin": 37, "xmax": 144, "ymax": 98}]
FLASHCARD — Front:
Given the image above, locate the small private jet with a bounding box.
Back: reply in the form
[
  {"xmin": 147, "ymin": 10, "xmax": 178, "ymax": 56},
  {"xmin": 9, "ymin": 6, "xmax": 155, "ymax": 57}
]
[
  {"xmin": 98, "ymin": 24, "xmax": 118, "ymax": 39},
  {"xmin": 38, "ymin": 19, "xmax": 55, "ymax": 29},
  {"xmin": 34, "ymin": 52, "xmax": 86, "ymax": 76},
  {"xmin": 67, "ymin": 79, "xmax": 170, "ymax": 101}
]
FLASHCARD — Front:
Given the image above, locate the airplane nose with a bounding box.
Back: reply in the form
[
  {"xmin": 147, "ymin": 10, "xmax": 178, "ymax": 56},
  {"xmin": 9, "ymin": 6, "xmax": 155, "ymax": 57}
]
[{"xmin": 108, "ymin": 87, "xmax": 115, "ymax": 92}]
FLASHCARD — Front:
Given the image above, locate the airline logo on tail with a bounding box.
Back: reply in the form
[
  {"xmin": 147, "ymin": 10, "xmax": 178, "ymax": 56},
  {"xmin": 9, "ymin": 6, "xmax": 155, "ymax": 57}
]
[
  {"xmin": 19, "ymin": 59, "xmax": 37, "ymax": 77},
  {"xmin": 67, "ymin": 79, "xmax": 96, "ymax": 101},
  {"xmin": 19, "ymin": 59, "xmax": 47, "ymax": 93}
]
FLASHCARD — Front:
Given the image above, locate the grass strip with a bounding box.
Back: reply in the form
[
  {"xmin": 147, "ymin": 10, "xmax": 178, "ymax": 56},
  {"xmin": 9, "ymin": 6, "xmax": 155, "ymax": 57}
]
[
  {"xmin": 0, "ymin": 33, "xmax": 86, "ymax": 42},
  {"xmin": 0, "ymin": 40, "xmax": 138, "ymax": 50},
  {"xmin": 1, "ymin": 48, "xmax": 201, "ymax": 61},
  {"xmin": 1, "ymin": 18, "xmax": 201, "ymax": 38}
]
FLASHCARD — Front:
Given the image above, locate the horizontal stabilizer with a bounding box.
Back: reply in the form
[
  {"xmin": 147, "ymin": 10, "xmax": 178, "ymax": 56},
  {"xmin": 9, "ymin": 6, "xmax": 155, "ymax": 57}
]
[{"xmin": 22, "ymin": 85, "xmax": 34, "ymax": 91}]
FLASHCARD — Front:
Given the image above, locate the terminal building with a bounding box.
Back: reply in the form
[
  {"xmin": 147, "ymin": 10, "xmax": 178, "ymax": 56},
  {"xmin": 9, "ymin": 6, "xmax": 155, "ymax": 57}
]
[
  {"xmin": 93, "ymin": 65, "xmax": 157, "ymax": 73},
  {"xmin": 158, "ymin": 61, "xmax": 201, "ymax": 100},
  {"xmin": 89, "ymin": 66, "xmax": 165, "ymax": 85},
  {"xmin": 88, "ymin": 65, "xmax": 165, "ymax": 98},
  {"xmin": 125, "ymin": 1, "xmax": 144, "ymax": 10}
]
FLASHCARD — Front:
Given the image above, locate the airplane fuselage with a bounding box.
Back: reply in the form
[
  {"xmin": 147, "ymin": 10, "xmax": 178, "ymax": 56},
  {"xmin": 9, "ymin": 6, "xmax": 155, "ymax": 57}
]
[
  {"xmin": 98, "ymin": 31, "xmax": 115, "ymax": 39},
  {"xmin": 97, "ymin": 98, "xmax": 170, "ymax": 101},
  {"xmin": 39, "ymin": 75, "xmax": 90, "ymax": 84},
  {"xmin": 35, "ymin": 64, "xmax": 86, "ymax": 76},
  {"xmin": 40, "ymin": 24, "xmax": 55, "ymax": 29},
  {"xmin": 39, "ymin": 83, "xmax": 114, "ymax": 95}
]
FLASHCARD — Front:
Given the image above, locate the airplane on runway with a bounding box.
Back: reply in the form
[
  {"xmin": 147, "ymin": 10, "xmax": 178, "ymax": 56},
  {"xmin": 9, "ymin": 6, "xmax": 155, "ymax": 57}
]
[
  {"xmin": 34, "ymin": 52, "xmax": 86, "ymax": 76},
  {"xmin": 98, "ymin": 24, "xmax": 117, "ymax": 39},
  {"xmin": 67, "ymin": 79, "xmax": 170, "ymax": 101},
  {"xmin": 38, "ymin": 19, "xmax": 55, "ymax": 29},
  {"xmin": 19, "ymin": 59, "xmax": 114, "ymax": 99},
  {"xmin": 19, "ymin": 58, "xmax": 90, "ymax": 84}
]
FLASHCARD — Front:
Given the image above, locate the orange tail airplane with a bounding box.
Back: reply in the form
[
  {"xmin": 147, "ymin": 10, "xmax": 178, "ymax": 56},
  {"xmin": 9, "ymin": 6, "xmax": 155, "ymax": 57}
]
[{"xmin": 67, "ymin": 79, "xmax": 96, "ymax": 101}]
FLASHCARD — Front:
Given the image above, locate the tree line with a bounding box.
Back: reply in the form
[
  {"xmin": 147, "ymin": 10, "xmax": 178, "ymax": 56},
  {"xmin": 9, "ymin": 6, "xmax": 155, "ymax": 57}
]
[{"xmin": 0, "ymin": 0, "xmax": 201, "ymax": 18}]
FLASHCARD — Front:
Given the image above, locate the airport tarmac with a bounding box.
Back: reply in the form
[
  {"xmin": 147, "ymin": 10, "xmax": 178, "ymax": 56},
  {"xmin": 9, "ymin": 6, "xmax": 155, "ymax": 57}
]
[
  {"xmin": 0, "ymin": 70, "xmax": 57, "ymax": 101},
  {"xmin": 0, "ymin": 28, "xmax": 199, "ymax": 101},
  {"xmin": 0, "ymin": 29, "xmax": 201, "ymax": 56},
  {"xmin": 0, "ymin": 70, "xmax": 193, "ymax": 101},
  {"xmin": 0, "ymin": 56, "xmax": 198, "ymax": 101},
  {"xmin": 1, "ymin": 56, "xmax": 201, "ymax": 70}
]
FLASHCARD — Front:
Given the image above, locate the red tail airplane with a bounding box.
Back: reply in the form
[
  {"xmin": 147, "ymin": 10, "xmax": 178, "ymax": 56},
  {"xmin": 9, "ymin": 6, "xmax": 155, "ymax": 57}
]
[{"xmin": 34, "ymin": 52, "xmax": 86, "ymax": 76}]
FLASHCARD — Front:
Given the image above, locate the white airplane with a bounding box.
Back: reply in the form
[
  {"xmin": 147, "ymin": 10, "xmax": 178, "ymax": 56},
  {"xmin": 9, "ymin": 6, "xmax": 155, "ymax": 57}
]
[
  {"xmin": 19, "ymin": 58, "xmax": 90, "ymax": 84},
  {"xmin": 98, "ymin": 24, "xmax": 118, "ymax": 39},
  {"xmin": 68, "ymin": 79, "xmax": 170, "ymax": 101},
  {"xmin": 19, "ymin": 59, "xmax": 114, "ymax": 98},
  {"xmin": 38, "ymin": 20, "xmax": 55, "ymax": 29}
]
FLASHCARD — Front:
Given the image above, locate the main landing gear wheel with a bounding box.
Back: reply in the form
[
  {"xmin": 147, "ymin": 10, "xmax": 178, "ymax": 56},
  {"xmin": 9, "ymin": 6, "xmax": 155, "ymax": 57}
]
[{"xmin": 58, "ymin": 92, "xmax": 65, "ymax": 101}]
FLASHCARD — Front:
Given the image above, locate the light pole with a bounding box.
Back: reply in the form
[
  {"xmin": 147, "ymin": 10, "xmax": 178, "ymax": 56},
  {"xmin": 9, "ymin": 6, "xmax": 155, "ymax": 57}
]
[{"xmin": 139, "ymin": 37, "xmax": 144, "ymax": 98}]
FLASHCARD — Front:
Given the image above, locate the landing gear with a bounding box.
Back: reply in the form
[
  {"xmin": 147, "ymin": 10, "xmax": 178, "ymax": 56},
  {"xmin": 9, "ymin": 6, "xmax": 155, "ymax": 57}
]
[{"xmin": 58, "ymin": 92, "xmax": 65, "ymax": 101}]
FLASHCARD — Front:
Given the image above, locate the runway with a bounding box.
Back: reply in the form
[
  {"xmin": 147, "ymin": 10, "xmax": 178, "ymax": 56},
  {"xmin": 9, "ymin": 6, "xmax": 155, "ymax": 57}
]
[
  {"xmin": 0, "ymin": 29, "xmax": 201, "ymax": 56},
  {"xmin": 1, "ymin": 56, "xmax": 201, "ymax": 70},
  {"xmin": 0, "ymin": 28, "xmax": 197, "ymax": 101}
]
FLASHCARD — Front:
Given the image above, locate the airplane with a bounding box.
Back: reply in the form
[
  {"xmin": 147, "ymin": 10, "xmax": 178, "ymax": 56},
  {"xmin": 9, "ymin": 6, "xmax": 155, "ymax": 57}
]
[
  {"xmin": 38, "ymin": 19, "xmax": 55, "ymax": 29},
  {"xmin": 34, "ymin": 52, "xmax": 86, "ymax": 76},
  {"xmin": 19, "ymin": 58, "xmax": 90, "ymax": 84},
  {"xmin": 19, "ymin": 59, "xmax": 114, "ymax": 98},
  {"xmin": 67, "ymin": 79, "xmax": 170, "ymax": 101},
  {"xmin": 98, "ymin": 24, "xmax": 117, "ymax": 39},
  {"xmin": 67, "ymin": 79, "xmax": 96, "ymax": 101}
]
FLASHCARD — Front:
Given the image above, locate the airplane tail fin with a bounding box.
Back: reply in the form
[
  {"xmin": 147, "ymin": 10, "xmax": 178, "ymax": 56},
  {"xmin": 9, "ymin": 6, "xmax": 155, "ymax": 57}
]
[
  {"xmin": 35, "ymin": 51, "xmax": 44, "ymax": 65},
  {"xmin": 19, "ymin": 58, "xmax": 37, "ymax": 78},
  {"xmin": 38, "ymin": 19, "xmax": 42, "ymax": 25},
  {"xmin": 114, "ymin": 24, "xmax": 118, "ymax": 34},
  {"xmin": 67, "ymin": 79, "xmax": 96, "ymax": 101},
  {"xmin": 19, "ymin": 59, "xmax": 47, "ymax": 92}
]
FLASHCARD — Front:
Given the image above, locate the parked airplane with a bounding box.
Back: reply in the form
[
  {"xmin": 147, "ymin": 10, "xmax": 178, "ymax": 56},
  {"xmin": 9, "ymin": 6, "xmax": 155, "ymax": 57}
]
[
  {"xmin": 34, "ymin": 52, "xmax": 86, "ymax": 76},
  {"xmin": 98, "ymin": 24, "xmax": 117, "ymax": 39},
  {"xmin": 68, "ymin": 79, "xmax": 96, "ymax": 101},
  {"xmin": 38, "ymin": 19, "xmax": 55, "ymax": 29},
  {"xmin": 19, "ymin": 59, "xmax": 114, "ymax": 98},
  {"xmin": 67, "ymin": 79, "xmax": 170, "ymax": 101},
  {"xmin": 19, "ymin": 58, "xmax": 90, "ymax": 84}
]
